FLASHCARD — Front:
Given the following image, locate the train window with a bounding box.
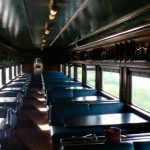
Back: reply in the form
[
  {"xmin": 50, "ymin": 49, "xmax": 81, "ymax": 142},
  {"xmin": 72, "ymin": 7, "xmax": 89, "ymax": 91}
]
[
  {"xmin": 20, "ymin": 65, "xmax": 23, "ymax": 73},
  {"xmin": 77, "ymin": 66, "xmax": 82, "ymax": 81},
  {"xmin": 12, "ymin": 66, "xmax": 15, "ymax": 79},
  {"xmin": 70, "ymin": 65, "xmax": 74, "ymax": 78},
  {"xmin": 0, "ymin": 69, "xmax": 2, "ymax": 87},
  {"xmin": 102, "ymin": 71, "xmax": 119, "ymax": 97},
  {"xmin": 60, "ymin": 64, "xmax": 62, "ymax": 72},
  {"xmin": 16, "ymin": 65, "xmax": 19, "ymax": 75},
  {"xmin": 5, "ymin": 67, "xmax": 10, "ymax": 83},
  {"xmin": 131, "ymin": 76, "xmax": 150, "ymax": 112},
  {"xmin": 65, "ymin": 65, "xmax": 68, "ymax": 75},
  {"xmin": 86, "ymin": 65, "xmax": 95, "ymax": 87}
]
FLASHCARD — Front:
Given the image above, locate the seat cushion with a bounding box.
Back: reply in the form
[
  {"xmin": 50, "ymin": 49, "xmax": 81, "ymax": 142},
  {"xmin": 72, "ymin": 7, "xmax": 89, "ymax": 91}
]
[{"xmin": 134, "ymin": 141, "xmax": 150, "ymax": 150}]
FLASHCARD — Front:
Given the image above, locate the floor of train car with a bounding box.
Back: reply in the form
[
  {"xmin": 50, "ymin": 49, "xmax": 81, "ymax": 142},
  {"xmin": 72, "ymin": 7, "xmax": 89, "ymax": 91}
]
[{"xmin": 7, "ymin": 69, "xmax": 55, "ymax": 150}]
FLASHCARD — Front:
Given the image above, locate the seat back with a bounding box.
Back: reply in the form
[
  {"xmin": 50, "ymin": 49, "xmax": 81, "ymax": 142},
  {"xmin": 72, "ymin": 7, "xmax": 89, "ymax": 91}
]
[
  {"xmin": 73, "ymin": 89, "xmax": 97, "ymax": 97},
  {"xmin": 89, "ymin": 102, "xmax": 125, "ymax": 115},
  {"xmin": 134, "ymin": 141, "xmax": 150, "ymax": 150},
  {"xmin": 50, "ymin": 103, "xmax": 90, "ymax": 125}
]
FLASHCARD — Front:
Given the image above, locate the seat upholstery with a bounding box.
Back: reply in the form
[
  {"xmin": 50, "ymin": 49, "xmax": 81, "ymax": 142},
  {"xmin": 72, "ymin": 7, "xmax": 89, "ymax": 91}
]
[
  {"xmin": 89, "ymin": 102, "xmax": 126, "ymax": 115},
  {"xmin": 134, "ymin": 141, "xmax": 150, "ymax": 150},
  {"xmin": 50, "ymin": 103, "xmax": 90, "ymax": 125},
  {"xmin": 73, "ymin": 89, "xmax": 97, "ymax": 97}
]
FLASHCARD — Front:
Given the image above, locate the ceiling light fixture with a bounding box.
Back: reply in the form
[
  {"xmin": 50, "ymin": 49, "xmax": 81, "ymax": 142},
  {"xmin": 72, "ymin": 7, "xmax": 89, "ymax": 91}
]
[
  {"xmin": 49, "ymin": 14, "xmax": 56, "ymax": 20},
  {"xmin": 45, "ymin": 29, "xmax": 50, "ymax": 35},
  {"xmin": 48, "ymin": 0, "xmax": 57, "ymax": 20},
  {"xmin": 50, "ymin": 9, "xmax": 57, "ymax": 16},
  {"xmin": 41, "ymin": 43, "xmax": 44, "ymax": 47},
  {"xmin": 43, "ymin": 39, "xmax": 46, "ymax": 43}
]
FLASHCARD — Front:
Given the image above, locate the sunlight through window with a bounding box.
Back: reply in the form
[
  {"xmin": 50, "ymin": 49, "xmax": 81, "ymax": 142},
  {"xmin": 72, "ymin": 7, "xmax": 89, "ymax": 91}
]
[
  {"xmin": 37, "ymin": 107, "xmax": 48, "ymax": 112},
  {"xmin": 38, "ymin": 98, "xmax": 45, "ymax": 101},
  {"xmin": 38, "ymin": 124, "xmax": 50, "ymax": 131},
  {"xmin": 132, "ymin": 76, "xmax": 150, "ymax": 112}
]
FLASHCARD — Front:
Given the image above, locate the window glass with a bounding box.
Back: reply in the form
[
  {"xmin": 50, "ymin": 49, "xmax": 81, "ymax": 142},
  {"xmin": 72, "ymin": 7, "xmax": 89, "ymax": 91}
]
[
  {"xmin": 86, "ymin": 65, "xmax": 95, "ymax": 87},
  {"xmin": 16, "ymin": 65, "xmax": 18, "ymax": 75},
  {"xmin": 20, "ymin": 65, "xmax": 23, "ymax": 73},
  {"xmin": 77, "ymin": 66, "xmax": 82, "ymax": 81},
  {"xmin": 102, "ymin": 71, "xmax": 119, "ymax": 97},
  {"xmin": 132, "ymin": 76, "xmax": 150, "ymax": 112},
  {"xmin": 70, "ymin": 65, "xmax": 74, "ymax": 78},
  {"xmin": 60, "ymin": 64, "xmax": 62, "ymax": 72},
  {"xmin": 0, "ymin": 69, "xmax": 2, "ymax": 87},
  {"xmin": 6, "ymin": 67, "xmax": 10, "ymax": 83},
  {"xmin": 66, "ymin": 65, "xmax": 68, "ymax": 75},
  {"xmin": 12, "ymin": 66, "xmax": 15, "ymax": 79}
]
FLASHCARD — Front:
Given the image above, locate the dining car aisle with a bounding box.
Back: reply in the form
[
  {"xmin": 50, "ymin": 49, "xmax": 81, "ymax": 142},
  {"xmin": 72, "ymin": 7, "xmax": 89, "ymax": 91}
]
[{"xmin": 12, "ymin": 69, "xmax": 52, "ymax": 150}]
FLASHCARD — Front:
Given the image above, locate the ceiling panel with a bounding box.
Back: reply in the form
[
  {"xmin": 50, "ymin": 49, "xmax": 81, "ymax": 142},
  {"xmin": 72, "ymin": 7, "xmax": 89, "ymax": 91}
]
[{"xmin": 0, "ymin": 0, "xmax": 150, "ymax": 55}]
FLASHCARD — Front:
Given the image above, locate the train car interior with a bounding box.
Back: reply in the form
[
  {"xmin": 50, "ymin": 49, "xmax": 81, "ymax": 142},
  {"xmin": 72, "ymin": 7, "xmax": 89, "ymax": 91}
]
[{"xmin": 0, "ymin": 0, "xmax": 150, "ymax": 150}]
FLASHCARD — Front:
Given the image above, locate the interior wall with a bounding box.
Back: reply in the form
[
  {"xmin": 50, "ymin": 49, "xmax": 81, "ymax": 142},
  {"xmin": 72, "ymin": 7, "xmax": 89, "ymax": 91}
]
[{"xmin": 22, "ymin": 56, "xmax": 34, "ymax": 73}]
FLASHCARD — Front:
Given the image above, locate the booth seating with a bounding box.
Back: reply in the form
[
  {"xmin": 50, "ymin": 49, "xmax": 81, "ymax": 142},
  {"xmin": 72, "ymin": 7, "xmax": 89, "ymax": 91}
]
[
  {"xmin": 45, "ymin": 80, "xmax": 81, "ymax": 89},
  {"xmin": 50, "ymin": 102, "xmax": 128, "ymax": 140},
  {"xmin": 9, "ymin": 81, "xmax": 30, "ymax": 90},
  {"xmin": 61, "ymin": 140, "xmax": 150, "ymax": 150},
  {"xmin": 1, "ymin": 75, "xmax": 32, "ymax": 98},
  {"xmin": 47, "ymin": 88, "xmax": 97, "ymax": 105},
  {"xmin": 64, "ymin": 81, "xmax": 82, "ymax": 87},
  {"xmin": 12, "ymin": 79, "xmax": 31, "ymax": 90},
  {"xmin": 5, "ymin": 84, "xmax": 27, "ymax": 97},
  {"xmin": 42, "ymin": 71, "xmax": 66, "ymax": 81},
  {"xmin": 42, "ymin": 71, "xmax": 74, "ymax": 90},
  {"xmin": 0, "ymin": 91, "xmax": 22, "ymax": 112},
  {"xmin": 0, "ymin": 91, "xmax": 22, "ymax": 104},
  {"xmin": 1, "ymin": 87, "xmax": 26, "ymax": 98},
  {"xmin": 0, "ymin": 107, "xmax": 17, "ymax": 142}
]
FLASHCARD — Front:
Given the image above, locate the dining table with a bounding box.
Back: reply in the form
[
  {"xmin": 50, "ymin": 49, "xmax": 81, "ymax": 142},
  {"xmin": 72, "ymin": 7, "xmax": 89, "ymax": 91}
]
[
  {"xmin": 62, "ymin": 113, "xmax": 149, "ymax": 128},
  {"xmin": 0, "ymin": 97, "xmax": 18, "ymax": 103}
]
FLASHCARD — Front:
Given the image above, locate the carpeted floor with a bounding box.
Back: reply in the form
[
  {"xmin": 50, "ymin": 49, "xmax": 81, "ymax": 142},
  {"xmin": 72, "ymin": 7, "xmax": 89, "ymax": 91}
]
[{"xmin": 8, "ymin": 69, "xmax": 53, "ymax": 150}]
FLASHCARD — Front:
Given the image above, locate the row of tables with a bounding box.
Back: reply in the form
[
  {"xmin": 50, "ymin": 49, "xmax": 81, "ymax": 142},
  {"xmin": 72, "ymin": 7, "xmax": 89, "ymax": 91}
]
[
  {"xmin": 43, "ymin": 71, "xmax": 149, "ymax": 142},
  {"xmin": 0, "ymin": 73, "xmax": 31, "ymax": 145}
]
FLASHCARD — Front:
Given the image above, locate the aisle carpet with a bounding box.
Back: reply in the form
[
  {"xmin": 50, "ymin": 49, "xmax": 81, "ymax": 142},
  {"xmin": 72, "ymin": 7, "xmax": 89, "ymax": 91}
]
[{"xmin": 10, "ymin": 70, "xmax": 52, "ymax": 150}]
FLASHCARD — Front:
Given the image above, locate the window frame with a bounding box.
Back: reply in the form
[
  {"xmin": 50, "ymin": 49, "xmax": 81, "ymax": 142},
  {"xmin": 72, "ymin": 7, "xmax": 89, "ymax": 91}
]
[
  {"xmin": 129, "ymin": 68, "xmax": 150, "ymax": 113},
  {"xmin": 86, "ymin": 65, "xmax": 96, "ymax": 87},
  {"xmin": 101, "ymin": 67, "xmax": 120, "ymax": 98},
  {"xmin": 76, "ymin": 65, "xmax": 82, "ymax": 82}
]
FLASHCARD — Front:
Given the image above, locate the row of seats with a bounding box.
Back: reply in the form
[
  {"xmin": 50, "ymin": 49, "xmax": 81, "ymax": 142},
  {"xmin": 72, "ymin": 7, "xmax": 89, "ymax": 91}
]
[
  {"xmin": 0, "ymin": 73, "xmax": 32, "ymax": 148},
  {"xmin": 50, "ymin": 102, "xmax": 129, "ymax": 140},
  {"xmin": 42, "ymin": 71, "xmax": 149, "ymax": 146},
  {"xmin": 47, "ymin": 87, "xmax": 97, "ymax": 105},
  {"xmin": 42, "ymin": 71, "xmax": 121, "ymax": 141}
]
